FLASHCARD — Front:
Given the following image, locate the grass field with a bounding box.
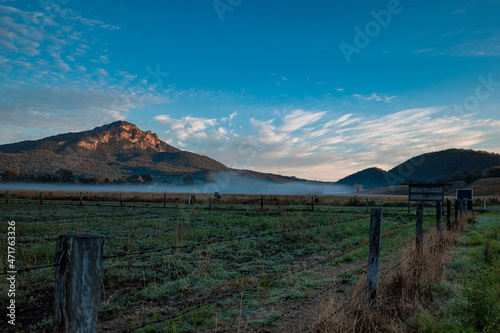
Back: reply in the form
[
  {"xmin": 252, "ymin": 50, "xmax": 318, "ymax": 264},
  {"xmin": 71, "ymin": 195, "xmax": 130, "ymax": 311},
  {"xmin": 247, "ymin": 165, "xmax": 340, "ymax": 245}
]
[{"xmin": 0, "ymin": 198, "xmax": 473, "ymax": 332}]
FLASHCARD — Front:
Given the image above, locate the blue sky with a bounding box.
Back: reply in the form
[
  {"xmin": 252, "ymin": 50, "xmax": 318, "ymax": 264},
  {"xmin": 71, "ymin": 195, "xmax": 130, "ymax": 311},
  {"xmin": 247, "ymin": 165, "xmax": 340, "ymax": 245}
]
[{"xmin": 1, "ymin": 0, "xmax": 500, "ymax": 181}]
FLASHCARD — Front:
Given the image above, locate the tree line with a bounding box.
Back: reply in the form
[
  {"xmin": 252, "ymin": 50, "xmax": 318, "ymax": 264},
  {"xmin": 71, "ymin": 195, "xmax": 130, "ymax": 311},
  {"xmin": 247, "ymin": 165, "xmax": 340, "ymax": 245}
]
[{"xmin": 0, "ymin": 169, "xmax": 155, "ymax": 185}]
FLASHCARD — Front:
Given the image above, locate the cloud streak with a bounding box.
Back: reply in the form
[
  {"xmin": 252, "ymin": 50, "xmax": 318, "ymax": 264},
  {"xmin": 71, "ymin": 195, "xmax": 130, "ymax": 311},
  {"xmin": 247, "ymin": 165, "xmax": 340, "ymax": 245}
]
[{"xmin": 153, "ymin": 107, "xmax": 500, "ymax": 181}]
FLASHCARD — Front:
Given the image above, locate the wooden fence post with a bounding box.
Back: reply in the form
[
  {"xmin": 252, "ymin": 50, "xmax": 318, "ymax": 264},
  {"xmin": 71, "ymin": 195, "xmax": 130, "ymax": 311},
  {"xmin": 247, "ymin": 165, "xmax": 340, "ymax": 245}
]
[
  {"xmin": 209, "ymin": 195, "xmax": 212, "ymax": 210},
  {"xmin": 79, "ymin": 192, "xmax": 83, "ymax": 206},
  {"xmin": 446, "ymin": 199, "xmax": 451, "ymax": 231},
  {"xmin": 54, "ymin": 234, "xmax": 104, "ymax": 332},
  {"xmin": 436, "ymin": 201, "xmax": 442, "ymax": 233},
  {"xmin": 261, "ymin": 195, "xmax": 264, "ymax": 210},
  {"xmin": 163, "ymin": 193, "xmax": 166, "ymax": 208},
  {"xmin": 454, "ymin": 200, "xmax": 459, "ymax": 229},
  {"xmin": 40, "ymin": 192, "xmax": 43, "ymax": 205},
  {"xmin": 365, "ymin": 198, "xmax": 368, "ymax": 213},
  {"xmin": 484, "ymin": 198, "xmax": 486, "ymax": 210},
  {"xmin": 416, "ymin": 202, "xmax": 424, "ymax": 251},
  {"xmin": 367, "ymin": 208, "xmax": 383, "ymax": 304},
  {"xmin": 120, "ymin": 193, "xmax": 123, "ymax": 207},
  {"xmin": 311, "ymin": 196, "xmax": 314, "ymax": 211},
  {"xmin": 5, "ymin": 191, "xmax": 8, "ymax": 204}
]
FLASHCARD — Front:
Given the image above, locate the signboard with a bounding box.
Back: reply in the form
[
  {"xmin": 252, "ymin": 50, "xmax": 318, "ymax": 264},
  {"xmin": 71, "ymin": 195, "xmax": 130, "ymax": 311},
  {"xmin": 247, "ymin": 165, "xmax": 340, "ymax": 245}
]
[
  {"xmin": 457, "ymin": 189, "xmax": 473, "ymax": 210},
  {"xmin": 409, "ymin": 185, "xmax": 444, "ymax": 202}
]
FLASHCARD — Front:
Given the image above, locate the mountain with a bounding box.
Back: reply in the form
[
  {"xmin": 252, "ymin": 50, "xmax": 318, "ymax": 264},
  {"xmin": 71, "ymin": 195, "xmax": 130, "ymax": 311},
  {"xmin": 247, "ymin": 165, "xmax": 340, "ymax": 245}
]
[
  {"xmin": 340, "ymin": 149, "xmax": 500, "ymax": 190},
  {"xmin": 336, "ymin": 167, "xmax": 388, "ymax": 189},
  {"xmin": 386, "ymin": 149, "xmax": 500, "ymax": 183},
  {"xmin": 0, "ymin": 121, "xmax": 307, "ymax": 185},
  {"xmin": 0, "ymin": 121, "xmax": 228, "ymax": 180}
]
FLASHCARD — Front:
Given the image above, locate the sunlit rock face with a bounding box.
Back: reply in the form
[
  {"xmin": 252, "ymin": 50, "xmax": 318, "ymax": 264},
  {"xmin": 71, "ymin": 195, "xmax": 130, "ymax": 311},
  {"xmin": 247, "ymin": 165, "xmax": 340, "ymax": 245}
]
[{"xmin": 73, "ymin": 122, "xmax": 165, "ymax": 151}]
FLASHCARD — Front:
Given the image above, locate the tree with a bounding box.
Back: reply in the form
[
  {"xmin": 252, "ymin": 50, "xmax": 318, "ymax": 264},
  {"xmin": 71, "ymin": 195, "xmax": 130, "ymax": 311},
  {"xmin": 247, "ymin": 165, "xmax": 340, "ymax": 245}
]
[
  {"xmin": 55, "ymin": 169, "xmax": 74, "ymax": 183},
  {"xmin": 39, "ymin": 174, "xmax": 57, "ymax": 183},
  {"xmin": 354, "ymin": 184, "xmax": 363, "ymax": 192},
  {"xmin": 141, "ymin": 174, "xmax": 153, "ymax": 184},
  {"xmin": 1, "ymin": 170, "xmax": 19, "ymax": 181},
  {"xmin": 488, "ymin": 166, "xmax": 500, "ymax": 178},
  {"xmin": 126, "ymin": 175, "xmax": 143, "ymax": 185}
]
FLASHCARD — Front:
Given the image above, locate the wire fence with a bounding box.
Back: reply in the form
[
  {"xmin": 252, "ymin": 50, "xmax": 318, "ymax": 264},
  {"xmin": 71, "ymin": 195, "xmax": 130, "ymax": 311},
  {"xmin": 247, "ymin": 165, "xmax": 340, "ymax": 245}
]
[
  {"xmin": 306, "ymin": 224, "xmax": 440, "ymax": 333},
  {"xmin": 0, "ymin": 200, "xmax": 467, "ymax": 332}
]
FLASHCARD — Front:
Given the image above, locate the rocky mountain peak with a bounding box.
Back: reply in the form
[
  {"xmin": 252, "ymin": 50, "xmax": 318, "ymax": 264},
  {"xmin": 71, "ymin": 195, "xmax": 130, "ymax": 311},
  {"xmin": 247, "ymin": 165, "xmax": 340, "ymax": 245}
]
[{"xmin": 73, "ymin": 120, "xmax": 173, "ymax": 152}]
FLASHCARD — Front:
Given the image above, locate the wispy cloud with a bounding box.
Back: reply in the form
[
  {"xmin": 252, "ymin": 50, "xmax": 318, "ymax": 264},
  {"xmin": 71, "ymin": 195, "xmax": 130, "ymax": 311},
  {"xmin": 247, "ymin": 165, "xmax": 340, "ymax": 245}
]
[{"xmin": 352, "ymin": 93, "xmax": 397, "ymax": 103}]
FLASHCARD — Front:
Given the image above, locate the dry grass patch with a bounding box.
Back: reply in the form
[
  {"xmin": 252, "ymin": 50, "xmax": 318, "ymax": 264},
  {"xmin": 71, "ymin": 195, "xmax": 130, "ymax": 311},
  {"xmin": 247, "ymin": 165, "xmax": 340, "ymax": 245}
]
[{"xmin": 312, "ymin": 215, "xmax": 470, "ymax": 333}]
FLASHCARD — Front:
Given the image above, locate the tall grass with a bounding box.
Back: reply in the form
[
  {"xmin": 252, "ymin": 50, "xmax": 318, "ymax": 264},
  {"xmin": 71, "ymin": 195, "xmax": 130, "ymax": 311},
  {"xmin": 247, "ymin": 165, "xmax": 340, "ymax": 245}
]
[{"xmin": 314, "ymin": 214, "xmax": 470, "ymax": 333}]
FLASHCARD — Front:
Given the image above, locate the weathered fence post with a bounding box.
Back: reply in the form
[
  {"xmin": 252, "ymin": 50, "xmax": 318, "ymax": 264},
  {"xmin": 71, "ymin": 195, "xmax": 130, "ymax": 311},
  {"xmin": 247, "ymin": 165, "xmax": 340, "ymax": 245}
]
[
  {"xmin": 416, "ymin": 202, "xmax": 424, "ymax": 251},
  {"xmin": 367, "ymin": 208, "xmax": 383, "ymax": 304},
  {"xmin": 120, "ymin": 193, "xmax": 123, "ymax": 207},
  {"xmin": 454, "ymin": 200, "xmax": 459, "ymax": 229},
  {"xmin": 209, "ymin": 195, "xmax": 212, "ymax": 210},
  {"xmin": 53, "ymin": 234, "xmax": 104, "ymax": 332},
  {"xmin": 5, "ymin": 191, "xmax": 8, "ymax": 204},
  {"xmin": 163, "ymin": 193, "xmax": 166, "ymax": 208},
  {"xmin": 436, "ymin": 201, "xmax": 442, "ymax": 233},
  {"xmin": 365, "ymin": 198, "xmax": 368, "ymax": 213},
  {"xmin": 446, "ymin": 199, "xmax": 451, "ymax": 231},
  {"xmin": 79, "ymin": 192, "xmax": 83, "ymax": 206},
  {"xmin": 311, "ymin": 196, "xmax": 314, "ymax": 211},
  {"xmin": 464, "ymin": 198, "xmax": 468, "ymax": 215},
  {"xmin": 260, "ymin": 195, "xmax": 264, "ymax": 210},
  {"xmin": 40, "ymin": 192, "xmax": 43, "ymax": 205}
]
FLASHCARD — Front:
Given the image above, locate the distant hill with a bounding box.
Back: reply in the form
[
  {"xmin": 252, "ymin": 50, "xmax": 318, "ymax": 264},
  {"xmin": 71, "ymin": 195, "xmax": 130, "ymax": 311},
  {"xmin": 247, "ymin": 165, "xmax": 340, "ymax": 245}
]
[
  {"xmin": 339, "ymin": 149, "xmax": 500, "ymax": 190},
  {"xmin": 359, "ymin": 177, "xmax": 500, "ymax": 197},
  {"xmin": 336, "ymin": 167, "xmax": 388, "ymax": 189},
  {"xmin": 386, "ymin": 149, "xmax": 500, "ymax": 184}
]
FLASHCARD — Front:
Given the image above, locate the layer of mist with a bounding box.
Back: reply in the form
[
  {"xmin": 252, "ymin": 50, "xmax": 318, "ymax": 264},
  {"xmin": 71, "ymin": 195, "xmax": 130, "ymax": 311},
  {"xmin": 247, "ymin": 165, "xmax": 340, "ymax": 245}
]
[{"xmin": 0, "ymin": 172, "xmax": 353, "ymax": 195}]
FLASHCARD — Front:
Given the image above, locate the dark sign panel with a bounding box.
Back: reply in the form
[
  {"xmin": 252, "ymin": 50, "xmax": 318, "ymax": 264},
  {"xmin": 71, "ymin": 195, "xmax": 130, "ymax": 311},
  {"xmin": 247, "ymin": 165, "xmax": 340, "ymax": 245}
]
[
  {"xmin": 457, "ymin": 189, "xmax": 473, "ymax": 210},
  {"xmin": 409, "ymin": 186, "xmax": 444, "ymax": 202}
]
